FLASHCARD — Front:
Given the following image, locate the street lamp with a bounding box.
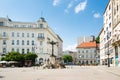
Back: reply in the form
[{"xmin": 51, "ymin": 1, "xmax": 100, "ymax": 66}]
[
  {"xmin": 107, "ymin": 31, "xmax": 110, "ymax": 67},
  {"xmin": 79, "ymin": 55, "xmax": 82, "ymax": 65},
  {"xmin": 32, "ymin": 44, "xmax": 38, "ymax": 64}
]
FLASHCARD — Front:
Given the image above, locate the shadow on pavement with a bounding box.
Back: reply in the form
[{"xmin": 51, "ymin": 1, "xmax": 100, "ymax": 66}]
[{"xmin": 0, "ymin": 76, "xmax": 4, "ymax": 78}]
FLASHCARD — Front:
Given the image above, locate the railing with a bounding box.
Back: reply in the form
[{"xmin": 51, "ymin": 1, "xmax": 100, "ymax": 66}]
[
  {"xmin": 37, "ymin": 36, "xmax": 45, "ymax": 40},
  {"xmin": 112, "ymin": 32, "xmax": 120, "ymax": 45},
  {"xmin": 0, "ymin": 34, "xmax": 8, "ymax": 39}
]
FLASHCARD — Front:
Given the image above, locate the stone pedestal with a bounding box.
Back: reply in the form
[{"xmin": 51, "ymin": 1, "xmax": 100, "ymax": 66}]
[{"xmin": 50, "ymin": 56, "xmax": 56, "ymax": 64}]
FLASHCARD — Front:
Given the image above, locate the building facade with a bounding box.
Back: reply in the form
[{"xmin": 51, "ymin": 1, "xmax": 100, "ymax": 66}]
[
  {"xmin": 100, "ymin": 0, "xmax": 120, "ymax": 66},
  {"xmin": 63, "ymin": 50, "xmax": 77, "ymax": 64},
  {"xmin": 77, "ymin": 36, "xmax": 95, "ymax": 45},
  {"xmin": 0, "ymin": 17, "xmax": 63, "ymax": 64},
  {"xmin": 76, "ymin": 42, "xmax": 99, "ymax": 65}
]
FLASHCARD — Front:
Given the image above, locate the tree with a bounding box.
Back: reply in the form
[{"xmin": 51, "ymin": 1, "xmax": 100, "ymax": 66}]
[
  {"xmin": 96, "ymin": 36, "xmax": 100, "ymax": 43},
  {"xmin": 24, "ymin": 52, "xmax": 38, "ymax": 62},
  {"xmin": 1, "ymin": 51, "xmax": 24, "ymax": 61},
  {"xmin": 62, "ymin": 55, "xmax": 73, "ymax": 63}
]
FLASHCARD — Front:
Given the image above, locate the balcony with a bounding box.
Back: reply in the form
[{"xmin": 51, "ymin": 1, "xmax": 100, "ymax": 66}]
[
  {"xmin": 0, "ymin": 34, "xmax": 8, "ymax": 39},
  {"xmin": 37, "ymin": 36, "xmax": 45, "ymax": 40},
  {"xmin": 112, "ymin": 33, "xmax": 120, "ymax": 46}
]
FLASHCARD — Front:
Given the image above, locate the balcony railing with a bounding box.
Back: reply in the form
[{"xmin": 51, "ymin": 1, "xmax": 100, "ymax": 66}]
[
  {"xmin": 112, "ymin": 33, "xmax": 120, "ymax": 45},
  {"xmin": 0, "ymin": 34, "xmax": 8, "ymax": 39},
  {"xmin": 37, "ymin": 36, "xmax": 45, "ymax": 40}
]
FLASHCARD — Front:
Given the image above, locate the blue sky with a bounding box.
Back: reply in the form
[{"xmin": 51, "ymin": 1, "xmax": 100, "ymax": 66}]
[{"xmin": 0, "ymin": 0, "xmax": 108, "ymax": 51}]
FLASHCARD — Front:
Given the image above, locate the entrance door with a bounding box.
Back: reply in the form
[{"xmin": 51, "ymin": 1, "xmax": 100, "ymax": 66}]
[{"xmin": 115, "ymin": 46, "xmax": 119, "ymax": 66}]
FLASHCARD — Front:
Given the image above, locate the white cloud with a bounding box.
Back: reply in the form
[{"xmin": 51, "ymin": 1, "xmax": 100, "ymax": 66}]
[
  {"xmin": 64, "ymin": 9, "xmax": 69, "ymax": 13},
  {"xmin": 93, "ymin": 13, "xmax": 101, "ymax": 18},
  {"xmin": 64, "ymin": 0, "xmax": 74, "ymax": 13},
  {"xmin": 74, "ymin": 0, "xmax": 78, "ymax": 1},
  {"xmin": 64, "ymin": 44, "xmax": 77, "ymax": 51},
  {"xmin": 75, "ymin": 0, "xmax": 87, "ymax": 14},
  {"xmin": 68, "ymin": 1, "xmax": 73, "ymax": 8},
  {"xmin": 53, "ymin": 0, "xmax": 60, "ymax": 6}
]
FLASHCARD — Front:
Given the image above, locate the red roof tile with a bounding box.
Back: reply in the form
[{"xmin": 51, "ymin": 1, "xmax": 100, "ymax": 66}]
[{"xmin": 76, "ymin": 42, "xmax": 96, "ymax": 48}]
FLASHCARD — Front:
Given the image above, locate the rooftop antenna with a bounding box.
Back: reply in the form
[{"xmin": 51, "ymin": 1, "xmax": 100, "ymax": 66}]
[
  {"xmin": 83, "ymin": 36, "xmax": 85, "ymax": 42},
  {"xmin": 41, "ymin": 10, "xmax": 43, "ymax": 18},
  {"xmin": 6, "ymin": 15, "xmax": 9, "ymax": 19}
]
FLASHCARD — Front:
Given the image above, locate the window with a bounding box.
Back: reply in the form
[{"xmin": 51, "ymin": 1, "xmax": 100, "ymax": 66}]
[
  {"xmin": 17, "ymin": 48, "xmax": 19, "ymax": 53},
  {"xmin": 109, "ymin": 14, "xmax": 111, "ymax": 19},
  {"xmin": 82, "ymin": 50, "xmax": 84, "ymax": 53},
  {"xmin": 82, "ymin": 55, "xmax": 84, "ymax": 58},
  {"xmin": 32, "ymin": 47, "xmax": 35, "ymax": 53},
  {"xmin": 32, "ymin": 40, "xmax": 34, "ymax": 45},
  {"xmin": 14, "ymin": 25, "xmax": 18, "ymax": 27},
  {"xmin": 94, "ymin": 50, "xmax": 96, "ymax": 53},
  {"xmin": 110, "ymin": 32, "xmax": 111, "ymax": 37},
  {"xmin": 86, "ymin": 50, "xmax": 88, "ymax": 53},
  {"xmin": 109, "ymin": 5, "xmax": 111, "ymax": 10},
  {"xmin": 40, "ymin": 48, "xmax": 43, "ymax": 53},
  {"xmin": 91, "ymin": 55, "xmax": 93, "ymax": 58},
  {"xmin": 12, "ymin": 32, "xmax": 14, "ymax": 37},
  {"xmin": 17, "ymin": 40, "xmax": 19, "ymax": 45},
  {"xmin": 109, "ymin": 23, "xmax": 111, "ymax": 28},
  {"xmin": 22, "ymin": 49, "xmax": 25, "ymax": 54},
  {"xmin": 38, "ymin": 33, "xmax": 44, "ymax": 38},
  {"xmin": 12, "ymin": 48, "xmax": 14, "ymax": 52},
  {"xmin": 0, "ymin": 22, "xmax": 4, "ymax": 26},
  {"xmin": 40, "ymin": 24, "xmax": 44, "ymax": 28},
  {"xmin": 106, "ymin": 27, "xmax": 108, "ymax": 31},
  {"xmin": 114, "ymin": 9, "xmax": 116, "ymax": 15},
  {"xmin": 40, "ymin": 41, "xmax": 43, "ymax": 46},
  {"xmin": 27, "ymin": 33, "xmax": 29, "ymax": 37},
  {"xmin": 21, "ymin": 25, "xmax": 25, "ymax": 27},
  {"xmin": 117, "ymin": 5, "xmax": 118, "ymax": 11},
  {"xmin": 22, "ymin": 33, "xmax": 24, "ymax": 37},
  {"xmin": 104, "ymin": 30, "xmax": 106, "ymax": 34},
  {"xmin": 27, "ymin": 49, "xmax": 29, "ymax": 53},
  {"xmin": 3, "ymin": 32, "xmax": 6, "ymax": 37},
  {"xmin": 86, "ymin": 54, "xmax": 88, "ymax": 58},
  {"xmin": 22, "ymin": 40, "xmax": 24, "ymax": 45},
  {"xmin": 28, "ymin": 25, "xmax": 33, "ymax": 28},
  {"xmin": 17, "ymin": 33, "xmax": 19, "ymax": 37},
  {"xmin": 78, "ymin": 50, "xmax": 80, "ymax": 53},
  {"xmin": 3, "ymin": 40, "xmax": 6, "ymax": 45},
  {"xmin": 104, "ymin": 38, "xmax": 106, "ymax": 42},
  {"xmin": 3, "ymin": 48, "xmax": 6, "ymax": 53},
  {"xmin": 27, "ymin": 40, "xmax": 29, "ymax": 45},
  {"xmin": 12, "ymin": 40, "xmax": 14, "ymax": 45},
  {"xmin": 32, "ymin": 33, "xmax": 34, "ymax": 38}
]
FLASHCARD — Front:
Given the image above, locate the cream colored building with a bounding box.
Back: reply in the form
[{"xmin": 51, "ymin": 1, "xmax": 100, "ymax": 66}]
[
  {"xmin": 0, "ymin": 17, "xmax": 63, "ymax": 64},
  {"xmin": 100, "ymin": 0, "xmax": 120, "ymax": 66},
  {"xmin": 76, "ymin": 42, "xmax": 99, "ymax": 65},
  {"xmin": 112, "ymin": 0, "xmax": 120, "ymax": 66}
]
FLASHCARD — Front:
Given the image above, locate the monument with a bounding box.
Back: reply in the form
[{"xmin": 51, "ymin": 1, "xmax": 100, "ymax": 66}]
[{"xmin": 42, "ymin": 41, "xmax": 65, "ymax": 69}]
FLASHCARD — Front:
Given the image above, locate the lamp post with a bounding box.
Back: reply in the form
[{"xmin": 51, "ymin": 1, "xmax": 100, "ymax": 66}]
[
  {"xmin": 32, "ymin": 44, "xmax": 38, "ymax": 64},
  {"xmin": 79, "ymin": 55, "xmax": 82, "ymax": 65},
  {"xmin": 107, "ymin": 31, "xmax": 110, "ymax": 67}
]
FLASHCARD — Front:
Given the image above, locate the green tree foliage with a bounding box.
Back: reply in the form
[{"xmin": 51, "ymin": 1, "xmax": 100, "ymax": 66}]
[
  {"xmin": 96, "ymin": 36, "xmax": 100, "ymax": 43},
  {"xmin": 1, "ymin": 52, "xmax": 37, "ymax": 62},
  {"xmin": 24, "ymin": 52, "xmax": 38, "ymax": 62},
  {"xmin": 1, "ymin": 51, "xmax": 24, "ymax": 61},
  {"xmin": 62, "ymin": 55, "xmax": 73, "ymax": 63}
]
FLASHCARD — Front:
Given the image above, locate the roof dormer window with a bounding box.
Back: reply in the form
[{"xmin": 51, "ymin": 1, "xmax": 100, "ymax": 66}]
[
  {"xmin": 40, "ymin": 24, "xmax": 44, "ymax": 28},
  {"xmin": 0, "ymin": 22, "xmax": 4, "ymax": 26}
]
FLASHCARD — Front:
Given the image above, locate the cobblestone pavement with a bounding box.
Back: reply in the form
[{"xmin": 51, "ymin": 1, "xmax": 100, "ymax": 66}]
[{"xmin": 0, "ymin": 66, "xmax": 120, "ymax": 80}]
